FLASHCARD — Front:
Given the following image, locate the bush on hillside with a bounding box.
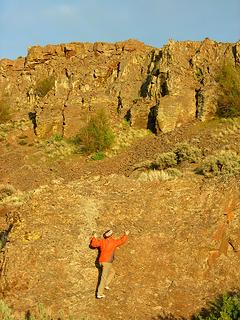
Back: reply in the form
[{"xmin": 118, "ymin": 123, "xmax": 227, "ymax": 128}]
[
  {"xmin": 0, "ymin": 299, "xmax": 14, "ymax": 320},
  {"xmin": 155, "ymin": 292, "xmax": 240, "ymax": 320},
  {"xmin": 216, "ymin": 62, "xmax": 240, "ymax": 118},
  {"xmin": 77, "ymin": 109, "xmax": 115, "ymax": 153},
  {"xmin": 174, "ymin": 143, "xmax": 202, "ymax": 164},
  {"xmin": 193, "ymin": 292, "xmax": 240, "ymax": 320},
  {"xmin": 196, "ymin": 150, "xmax": 240, "ymax": 177},
  {"xmin": 154, "ymin": 152, "xmax": 178, "ymax": 169},
  {"xmin": 0, "ymin": 98, "xmax": 11, "ymax": 124},
  {"xmin": 91, "ymin": 151, "xmax": 105, "ymax": 161},
  {"xmin": 132, "ymin": 143, "xmax": 202, "ymax": 175},
  {"xmin": 34, "ymin": 75, "xmax": 55, "ymax": 98}
]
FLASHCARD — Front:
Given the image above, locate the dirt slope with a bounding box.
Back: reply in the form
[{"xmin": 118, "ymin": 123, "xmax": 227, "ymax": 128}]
[
  {"xmin": 0, "ymin": 120, "xmax": 240, "ymax": 319},
  {"xmin": 1, "ymin": 174, "xmax": 240, "ymax": 319}
]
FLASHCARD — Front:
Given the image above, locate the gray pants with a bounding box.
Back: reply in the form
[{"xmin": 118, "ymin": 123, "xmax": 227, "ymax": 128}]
[{"xmin": 97, "ymin": 262, "xmax": 115, "ymax": 296}]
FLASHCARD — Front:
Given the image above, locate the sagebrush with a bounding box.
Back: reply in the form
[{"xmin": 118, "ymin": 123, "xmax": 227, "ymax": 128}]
[
  {"xmin": 174, "ymin": 143, "xmax": 202, "ymax": 163},
  {"xmin": 134, "ymin": 143, "xmax": 202, "ymax": 173},
  {"xmin": 196, "ymin": 150, "xmax": 240, "ymax": 177}
]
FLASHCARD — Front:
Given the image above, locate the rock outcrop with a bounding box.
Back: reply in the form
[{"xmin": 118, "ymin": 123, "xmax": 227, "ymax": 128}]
[{"xmin": 1, "ymin": 39, "xmax": 239, "ymax": 137}]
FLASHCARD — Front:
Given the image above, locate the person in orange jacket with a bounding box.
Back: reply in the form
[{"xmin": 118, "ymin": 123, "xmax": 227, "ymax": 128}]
[{"xmin": 90, "ymin": 229, "xmax": 129, "ymax": 299}]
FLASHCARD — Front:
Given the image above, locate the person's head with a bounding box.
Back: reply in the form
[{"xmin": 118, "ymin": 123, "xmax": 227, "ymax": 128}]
[{"xmin": 103, "ymin": 229, "xmax": 113, "ymax": 238}]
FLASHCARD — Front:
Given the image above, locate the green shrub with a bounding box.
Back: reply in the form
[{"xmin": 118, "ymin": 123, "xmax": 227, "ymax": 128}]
[
  {"xmin": 193, "ymin": 292, "xmax": 240, "ymax": 320},
  {"xmin": 18, "ymin": 139, "xmax": 28, "ymax": 146},
  {"xmin": 164, "ymin": 167, "xmax": 182, "ymax": 178},
  {"xmin": 174, "ymin": 143, "xmax": 202, "ymax": 164},
  {"xmin": 216, "ymin": 62, "xmax": 240, "ymax": 118},
  {"xmin": 0, "ymin": 98, "xmax": 11, "ymax": 124},
  {"xmin": 0, "ymin": 300, "xmax": 14, "ymax": 320},
  {"xmin": 154, "ymin": 152, "xmax": 177, "ymax": 170},
  {"xmin": 34, "ymin": 76, "xmax": 55, "ymax": 98},
  {"xmin": 78, "ymin": 109, "xmax": 115, "ymax": 153},
  {"xmin": 133, "ymin": 143, "xmax": 202, "ymax": 174},
  {"xmin": 51, "ymin": 134, "xmax": 63, "ymax": 142},
  {"xmin": 196, "ymin": 150, "xmax": 240, "ymax": 177},
  {"xmin": 91, "ymin": 151, "xmax": 105, "ymax": 161},
  {"xmin": 195, "ymin": 67, "xmax": 204, "ymax": 82}
]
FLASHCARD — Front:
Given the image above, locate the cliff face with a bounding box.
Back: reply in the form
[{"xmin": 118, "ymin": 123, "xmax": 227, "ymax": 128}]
[{"xmin": 0, "ymin": 39, "xmax": 239, "ymax": 137}]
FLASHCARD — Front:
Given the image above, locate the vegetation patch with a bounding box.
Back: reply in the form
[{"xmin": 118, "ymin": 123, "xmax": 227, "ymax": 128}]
[
  {"xmin": 174, "ymin": 143, "xmax": 202, "ymax": 163},
  {"xmin": 216, "ymin": 62, "xmax": 240, "ymax": 118},
  {"xmin": 91, "ymin": 151, "xmax": 105, "ymax": 161},
  {"xmin": 0, "ymin": 300, "xmax": 76, "ymax": 320},
  {"xmin": 133, "ymin": 143, "xmax": 202, "ymax": 176},
  {"xmin": 154, "ymin": 152, "xmax": 177, "ymax": 170},
  {"xmin": 76, "ymin": 109, "xmax": 115, "ymax": 153},
  {"xmin": 34, "ymin": 75, "xmax": 55, "ymax": 98},
  {"xmin": 196, "ymin": 150, "xmax": 240, "ymax": 177},
  {"xmin": 138, "ymin": 168, "xmax": 182, "ymax": 182},
  {"xmin": 193, "ymin": 292, "xmax": 240, "ymax": 320},
  {"xmin": 105, "ymin": 121, "xmax": 150, "ymax": 157},
  {"xmin": 0, "ymin": 97, "xmax": 11, "ymax": 124},
  {"xmin": 18, "ymin": 139, "xmax": 28, "ymax": 146},
  {"xmin": 38, "ymin": 135, "xmax": 76, "ymax": 159}
]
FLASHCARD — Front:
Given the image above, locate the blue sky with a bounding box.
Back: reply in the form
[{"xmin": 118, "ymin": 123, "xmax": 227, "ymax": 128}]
[{"xmin": 0, "ymin": 0, "xmax": 239, "ymax": 59}]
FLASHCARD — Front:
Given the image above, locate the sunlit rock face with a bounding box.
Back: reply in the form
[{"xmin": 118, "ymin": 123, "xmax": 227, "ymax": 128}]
[{"xmin": 0, "ymin": 38, "xmax": 239, "ymax": 137}]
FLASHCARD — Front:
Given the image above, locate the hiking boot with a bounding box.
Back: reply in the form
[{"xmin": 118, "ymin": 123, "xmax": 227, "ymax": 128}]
[{"xmin": 97, "ymin": 294, "xmax": 105, "ymax": 299}]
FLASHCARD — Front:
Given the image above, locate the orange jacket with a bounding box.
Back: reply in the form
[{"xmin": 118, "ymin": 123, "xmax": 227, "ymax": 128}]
[{"xmin": 90, "ymin": 235, "xmax": 128, "ymax": 263}]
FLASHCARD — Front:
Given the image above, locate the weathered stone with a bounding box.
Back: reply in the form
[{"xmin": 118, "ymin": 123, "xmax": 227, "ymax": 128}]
[{"xmin": 0, "ymin": 39, "xmax": 239, "ymax": 138}]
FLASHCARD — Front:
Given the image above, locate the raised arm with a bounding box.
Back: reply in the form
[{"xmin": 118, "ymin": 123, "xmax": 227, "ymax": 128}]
[
  {"xmin": 115, "ymin": 231, "xmax": 129, "ymax": 246},
  {"xmin": 90, "ymin": 233, "xmax": 102, "ymax": 248}
]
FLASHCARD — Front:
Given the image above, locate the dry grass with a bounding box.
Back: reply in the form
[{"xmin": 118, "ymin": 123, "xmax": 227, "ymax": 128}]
[{"xmin": 138, "ymin": 168, "xmax": 182, "ymax": 182}]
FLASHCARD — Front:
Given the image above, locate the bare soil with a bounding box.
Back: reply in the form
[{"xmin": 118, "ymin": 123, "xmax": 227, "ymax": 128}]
[{"xmin": 0, "ymin": 119, "xmax": 240, "ymax": 319}]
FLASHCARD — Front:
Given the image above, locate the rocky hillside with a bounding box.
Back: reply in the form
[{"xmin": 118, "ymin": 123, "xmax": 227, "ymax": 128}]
[
  {"xmin": 0, "ymin": 39, "xmax": 240, "ymax": 320},
  {"xmin": 0, "ymin": 39, "xmax": 240, "ymax": 138},
  {"xmin": 1, "ymin": 171, "xmax": 240, "ymax": 320}
]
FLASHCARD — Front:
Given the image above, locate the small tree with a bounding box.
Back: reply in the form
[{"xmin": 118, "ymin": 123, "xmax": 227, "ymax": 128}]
[
  {"xmin": 216, "ymin": 62, "xmax": 240, "ymax": 118},
  {"xmin": 78, "ymin": 109, "xmax": 115, "ymax": 153}
]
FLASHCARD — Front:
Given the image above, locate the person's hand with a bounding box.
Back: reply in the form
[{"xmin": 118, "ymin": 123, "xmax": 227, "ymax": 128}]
[{"xmin": 125, "ymin": 230, "xmax": 130, "ymax": 235}]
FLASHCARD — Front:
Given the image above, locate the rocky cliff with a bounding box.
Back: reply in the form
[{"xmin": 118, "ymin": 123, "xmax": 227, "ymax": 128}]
[
  {"xmin": 0, "ymin": 39, "xmax": 240, "ymax": 320},
  {"xmin": 1, "ymin": 39, "xmax": 239, "ymax": 138}
]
